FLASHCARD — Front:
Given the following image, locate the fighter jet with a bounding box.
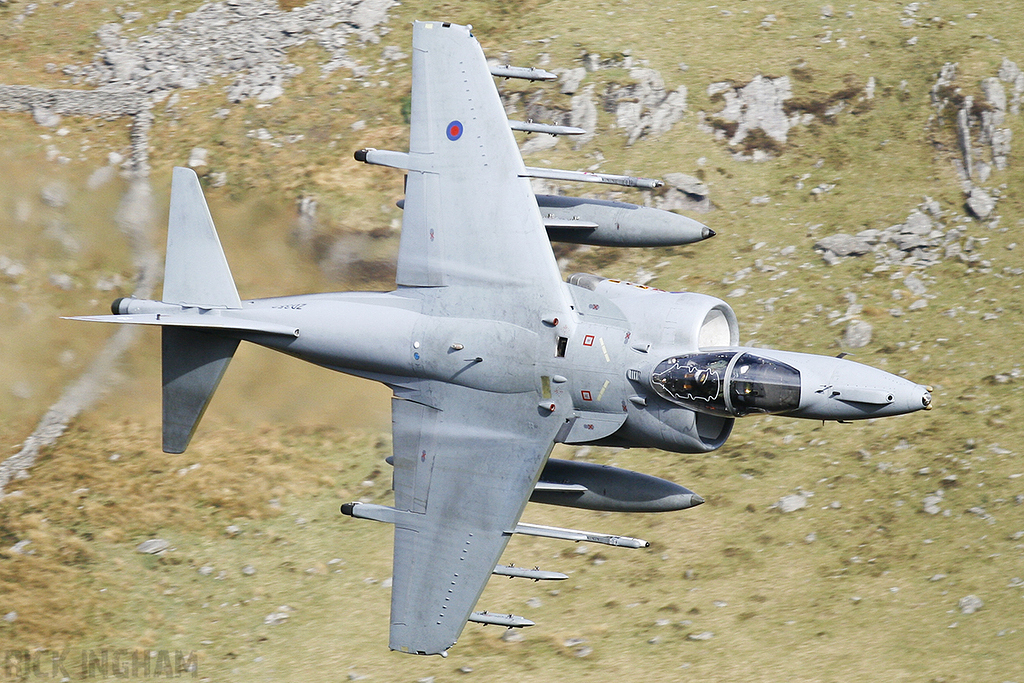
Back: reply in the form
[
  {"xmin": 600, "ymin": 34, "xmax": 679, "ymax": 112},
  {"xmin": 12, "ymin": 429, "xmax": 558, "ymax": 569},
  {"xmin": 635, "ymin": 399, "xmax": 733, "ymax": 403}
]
[{"xmin": 69, "ymin": 20, "xmax": 931, "ymax": 656}]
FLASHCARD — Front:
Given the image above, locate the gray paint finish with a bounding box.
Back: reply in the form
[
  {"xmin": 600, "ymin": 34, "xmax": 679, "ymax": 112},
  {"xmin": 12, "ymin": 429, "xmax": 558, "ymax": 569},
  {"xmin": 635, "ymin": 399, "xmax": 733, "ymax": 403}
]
[{"xmin": 68, "ymin": 20, "xmax": 932, "ymax": 656}]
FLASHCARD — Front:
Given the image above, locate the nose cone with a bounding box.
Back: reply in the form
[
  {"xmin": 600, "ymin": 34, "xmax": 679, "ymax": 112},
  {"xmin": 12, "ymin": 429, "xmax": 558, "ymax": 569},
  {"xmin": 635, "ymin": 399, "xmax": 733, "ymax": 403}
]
[
  {"xmin": 801, "ymin": 360, "xmax": 933, "ymax": 420},
  {"xmin": 878, "ymin": 379, "xmax": 933, "ymax": 417},
  {"xmin": 748, "ymin": 349, "xmax": 933, "ymax": 421}
]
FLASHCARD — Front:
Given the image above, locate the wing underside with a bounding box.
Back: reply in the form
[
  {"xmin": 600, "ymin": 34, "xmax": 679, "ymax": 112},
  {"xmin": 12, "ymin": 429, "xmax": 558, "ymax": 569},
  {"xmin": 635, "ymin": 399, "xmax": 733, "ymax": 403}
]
[
  {"xmin": 388, "ymin": 383, "xmax": 562, "ymax": 655},
  {"xmin": 397, "ymin": 20, "xmax": 572, "ymax": 327},
  {"xmin": 383, "ymin": 21, "xmax": 577, "ymax": 655}
]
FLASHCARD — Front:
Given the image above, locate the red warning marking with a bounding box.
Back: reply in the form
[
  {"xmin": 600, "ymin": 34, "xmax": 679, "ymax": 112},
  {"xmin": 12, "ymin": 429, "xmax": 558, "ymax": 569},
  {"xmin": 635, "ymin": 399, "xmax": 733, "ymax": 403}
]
[
  {"xmin": 581, "ymin": 390, "xmax": 593, "ymax": 401},
  {"xmin": 583, "ymin": 335, "xmax": 595, "ymax": 346}
]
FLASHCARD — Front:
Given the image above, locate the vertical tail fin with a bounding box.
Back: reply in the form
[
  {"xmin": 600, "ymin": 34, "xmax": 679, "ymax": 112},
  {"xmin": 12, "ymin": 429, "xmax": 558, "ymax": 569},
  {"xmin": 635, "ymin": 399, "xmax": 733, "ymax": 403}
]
[
  {"xmin": 162, "ymin": 328, "xmax": 239, "ymax": 453},
  {"xmin": 161, "ymin": 167, "xmax": 240, "ymax": 452},
  {"xmin": 163, "ymin": 167, "xmax": 241, "ymax": 308}
]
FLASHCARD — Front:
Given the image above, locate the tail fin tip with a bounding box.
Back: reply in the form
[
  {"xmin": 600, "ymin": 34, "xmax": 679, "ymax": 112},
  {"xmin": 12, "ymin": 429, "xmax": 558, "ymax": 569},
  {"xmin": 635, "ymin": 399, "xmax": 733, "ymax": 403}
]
[{"xmin": 163, "ymin": 167, "xmax": 242, "ymax": 309}]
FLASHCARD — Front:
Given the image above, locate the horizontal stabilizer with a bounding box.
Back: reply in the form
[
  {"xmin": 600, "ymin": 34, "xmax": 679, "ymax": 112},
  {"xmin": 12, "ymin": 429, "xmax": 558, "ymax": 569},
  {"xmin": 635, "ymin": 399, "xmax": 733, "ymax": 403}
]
[{"xmin": 64, "ymin": 313, "xmax": 299, "ymax": 337}]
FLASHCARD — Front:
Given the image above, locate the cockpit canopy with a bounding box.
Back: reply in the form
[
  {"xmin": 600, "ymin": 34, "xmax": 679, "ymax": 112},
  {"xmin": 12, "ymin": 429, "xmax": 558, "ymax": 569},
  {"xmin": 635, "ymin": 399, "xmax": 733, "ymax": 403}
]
[{"xmin": 650, "ymin": 351, "xmax": 802, "ymax": 417}]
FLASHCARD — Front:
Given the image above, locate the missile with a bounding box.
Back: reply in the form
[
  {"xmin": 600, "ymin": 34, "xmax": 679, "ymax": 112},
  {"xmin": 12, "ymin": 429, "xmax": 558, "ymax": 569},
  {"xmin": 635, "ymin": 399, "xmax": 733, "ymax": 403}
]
[
  {"xmin": 489, "ymin": 65, "xmax": 557, "ymax": 81},
  {"xmin": 468, "ymin": 612, "xmax": 535, "ymax": 628},
  {"xmin": 514, "ymin": 522, "xmax": 649, "ymax": 548},
  {"xmin": 509, "ymin": 120, "xmax": 586, "ymax": 136},
  {"xmin": 531, "ymin": 458, "xmax": 704, "ymax": 512},
  {"xmin": 341, "ymin": 501, "xmax": 413, "ymax": 526},
  {"xmin": 492, "ymin": 565, "xmax": 568, "ymax": 581},
  {"xmin": 67, "ymin": 297, "xmax": 300, "ymax": 337},
  {"xmin": 537, "ymin": 194, "xmax": 715, "ymax": 247},
  {"xmin": 522, "ymin": 166, "xmax": 663, "ymax": 189}
]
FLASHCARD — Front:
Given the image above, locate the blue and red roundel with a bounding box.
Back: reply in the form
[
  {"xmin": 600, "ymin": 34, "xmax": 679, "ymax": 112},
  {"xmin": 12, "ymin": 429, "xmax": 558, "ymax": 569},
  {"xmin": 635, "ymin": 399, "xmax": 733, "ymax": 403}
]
[{"xmin": 446, "ymin": 120, "xmax": 464, "ymax": 141}]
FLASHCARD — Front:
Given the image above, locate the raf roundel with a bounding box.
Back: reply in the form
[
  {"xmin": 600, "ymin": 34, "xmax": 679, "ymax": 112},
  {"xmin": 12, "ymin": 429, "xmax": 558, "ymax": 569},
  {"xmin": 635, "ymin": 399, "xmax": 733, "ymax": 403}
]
[{"xmin": 446, "ymin": 120, "xmax": 464, "ymax": 141}]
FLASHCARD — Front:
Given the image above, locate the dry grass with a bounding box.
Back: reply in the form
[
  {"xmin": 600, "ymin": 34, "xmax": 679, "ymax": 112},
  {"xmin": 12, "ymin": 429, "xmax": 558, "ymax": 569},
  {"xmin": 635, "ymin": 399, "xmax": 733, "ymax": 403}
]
[
  {"xmin": 2, "ymin": 417, "xmax": 1023, "ymax": 680},
  {"xmin": 0, "ymin": 421, "xmax": 387, "ymax": 647}
]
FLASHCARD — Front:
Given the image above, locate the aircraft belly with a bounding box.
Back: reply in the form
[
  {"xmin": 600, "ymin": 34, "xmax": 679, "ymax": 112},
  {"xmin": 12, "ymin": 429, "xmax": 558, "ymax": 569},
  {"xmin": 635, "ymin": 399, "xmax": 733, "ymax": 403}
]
[
  {"xmin": 247, "ymin": 299, "xmax": 421, "ymax": 379},
  {"xmin": 244, "ymin": 299, "xmax": 547, "ymax": 395},
  {"xmin": 412, "ymin": 316, "xmax": 540, "ymax": 394}
]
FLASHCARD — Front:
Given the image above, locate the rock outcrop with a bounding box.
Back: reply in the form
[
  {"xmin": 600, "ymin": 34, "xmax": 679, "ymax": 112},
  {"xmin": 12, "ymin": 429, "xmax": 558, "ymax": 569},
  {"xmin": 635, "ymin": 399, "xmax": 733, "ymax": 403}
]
[
  {"xmin": 707, "ymin": 76, "xmax": 795, "ymax": 146},
  {"xmin": 604, "ymin": 68, "xmax": 687, "ymax": 145},
  {"xmin": 813, "ymin": 199, "xmax": 986, "ymax": 269},
  {"xmin": 64, "ymin": 0, "xmax": 394, "ymax": 102},
  {"xmin": 930, "ymin": 60, "xmax": 1018, "ymax": 186},
  {"xmin": 502, "ymin": 55, "xmax": 690, "ymax": 149}
]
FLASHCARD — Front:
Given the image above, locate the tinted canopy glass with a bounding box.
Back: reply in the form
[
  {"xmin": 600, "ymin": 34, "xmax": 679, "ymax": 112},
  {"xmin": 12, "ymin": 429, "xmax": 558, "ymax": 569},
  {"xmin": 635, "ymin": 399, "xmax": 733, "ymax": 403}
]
[
  {"xmin": 650, "ymin": 351, "xmax": 801, "ymax": 417},
  {"xmin": 728, "ymin": 353, "xmax": 801, "ymax": 416},
  {"xmin": 650, "ymin": 352, "xmax": 735, "ymax": 415}
]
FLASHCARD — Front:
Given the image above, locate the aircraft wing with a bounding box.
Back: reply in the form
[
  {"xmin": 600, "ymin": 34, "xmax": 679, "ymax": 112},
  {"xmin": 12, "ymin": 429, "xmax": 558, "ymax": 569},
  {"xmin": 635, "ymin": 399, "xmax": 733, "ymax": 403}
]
[
  {"xmin": 395, "ymin": 21, "xmax": 572, "ymax": 327},
  {"xmin": 386, "ymin": 382, "xmax": 563, "ymax": 655},
  {"xmin": 372, "ymin": 21, "xmax": 576, "ymax": 656}
]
